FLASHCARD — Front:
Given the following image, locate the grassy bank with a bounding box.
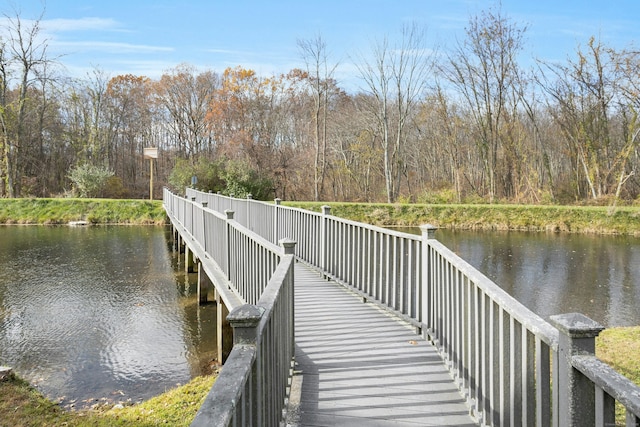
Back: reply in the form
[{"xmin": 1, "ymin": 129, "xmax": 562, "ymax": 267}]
[
  {"xmin": 285, "ymin": 201, "xmax": 640, "ymax": 235},
  {"xmin": 2, "ymin": 198, "xmax": 640, "ymax": 233},
  {"xmin": 0, "ymin": 373, "xmax": 215, "ymax": 427},
  {"xmin": 597, "ymin": 327, "xmax": 640, "ymax": 385},
  {"xmin": 0, "ymin": 198, "xmax": 167, "ymax": 225},
  {"xmin": 597, "ymin": 327, "xmax": 640, "ymax": 423}
]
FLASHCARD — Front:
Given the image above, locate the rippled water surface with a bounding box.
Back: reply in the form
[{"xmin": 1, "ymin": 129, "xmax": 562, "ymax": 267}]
[{"xmin": 0, "ymin": 226, "xmax": 216, "ymax": 407}]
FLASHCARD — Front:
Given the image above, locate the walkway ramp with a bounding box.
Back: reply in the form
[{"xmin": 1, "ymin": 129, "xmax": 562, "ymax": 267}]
[{"xmin": 292, "ymin": 263, "xmax": 477, "ymax": 427}]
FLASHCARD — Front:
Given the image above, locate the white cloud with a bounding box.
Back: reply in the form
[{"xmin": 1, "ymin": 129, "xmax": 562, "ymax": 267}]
[
  {"xmin": 55, "ymin": 40, "xmax": 173, "ymax": 54},
  {"xmin": 206, "ymin": 48, "xmax": 250, "ymax": 55},
  {"xmin": 42, "ymin": 17, "xmax": 122, "ymax": 33}
]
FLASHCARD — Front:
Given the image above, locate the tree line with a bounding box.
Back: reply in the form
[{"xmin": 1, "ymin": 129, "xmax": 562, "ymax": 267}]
[{"xmin": 1, "ymin": 7, "xmax": 639, "ymax": 204}]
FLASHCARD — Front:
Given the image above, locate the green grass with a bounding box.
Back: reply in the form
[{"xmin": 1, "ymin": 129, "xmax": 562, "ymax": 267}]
[
  {"xmin": 0, "ymin": 373, "xmax": 216, "ymax": 427},
  {"xmin": 3, "ymin": 197, "xmax": 640, "ymax": 233},
  {"xmin": 597, "ymin": 327, "xmax": 640, "ymax": 385},
  {"xmin": 597, "ymin": 327, "xmax": 640, "ymax": 424},
  {"xmin": 0, "ymin": 198, "xmax": 167, "ymax": 225},
  {"xmin": 284, "ymin": 201, "xmax": 640, "ymax": 235}
]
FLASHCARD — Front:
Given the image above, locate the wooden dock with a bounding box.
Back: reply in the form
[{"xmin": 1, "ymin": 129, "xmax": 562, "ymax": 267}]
[{"xmin": 290, "ymin": 263, "xmax": 477, "ymax": 426}]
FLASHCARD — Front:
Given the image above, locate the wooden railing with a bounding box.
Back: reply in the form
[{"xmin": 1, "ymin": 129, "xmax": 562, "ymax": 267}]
[
  {"xmin": 184, "ymin": 188, "xmax": 640, "ymax": 426},
  {"xmin": 188, "ymin": 189, "xmax": 423, "ymax": 327},
  {"xmin": 163, "ymin": 188, "xmax": 295, "ymax": 427}
]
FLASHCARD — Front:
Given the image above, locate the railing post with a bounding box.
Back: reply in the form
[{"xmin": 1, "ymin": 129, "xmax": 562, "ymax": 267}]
[
  {"xmin": 419, "ymin": 224, "xmax": 436, "ymax": 338},
  {"xmin": 201, "ymin": 201, "xmax": 208, "ymax": 252},
  {"xmin": 280, "ymin": 238, "xmax": 297, "ymax": 351},
  {"xmin": 247, "ymin": 194, "xmax": 253, "ymax": 231},
  {"xmin": 227, "ymin": 304, "xmax": 265, "ymax": 425},
  {"xmin": 549, "ymin": 313, "xmax": 604, "ymax": 427},
  {"xmin": 321, "ymin": 205, "xmax": 331, "ymax": 275},
  {"xmin": 190, "ymin": 196, "xmax": 196, "ymax": 236},
  {"xmin": 274, "ymin": 198, "xmax": 281, "ymax": 244},
  {"xmin": 225, "ymin": 209, "xmax": 235, "ymax": 278}
]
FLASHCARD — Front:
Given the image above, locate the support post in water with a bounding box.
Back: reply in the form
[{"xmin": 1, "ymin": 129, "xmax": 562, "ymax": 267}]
[
  {"xmin": 197, "ymin": 262, "xmax": 213, "ymax": 304},
  {"xmin": 184, "ymin": 245, "xmax": 195, "ymax": 273},
  {"xmin": 217, "ymin": 296, "xmax": 232, "ymax": 364}
]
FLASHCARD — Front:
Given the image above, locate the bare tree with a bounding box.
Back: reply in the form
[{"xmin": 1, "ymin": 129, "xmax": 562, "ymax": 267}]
[
  {"xmin": 298, "ymin": 35, "xmax": 339, "ymax": 201},
  {"xmin": 154, "ymin": 64, "xmax": 218, "ymax": 160},
  {"xmin": 356, "ymin": 23, "xmax": 433, "ymax": 203},
  {"xmin": 538, "ymin": 37, "xmax": 639, "ymax": 201},
  {"xmin": 440, "ymin": 8, "xmax": 528, "ymax": 202},
  {"xmin": 0, "ymin": 9, "xmax": 54, "ymax": 196}
]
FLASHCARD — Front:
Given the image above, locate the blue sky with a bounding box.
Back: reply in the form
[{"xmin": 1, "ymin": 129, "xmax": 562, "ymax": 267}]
[{"xmin": 3, "ymin": 0, "xmax": 640, "ymax": 89}]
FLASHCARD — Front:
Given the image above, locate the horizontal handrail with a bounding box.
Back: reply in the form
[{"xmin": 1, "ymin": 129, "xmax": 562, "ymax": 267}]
[{"xmin": 572, "ymin": 355, "xmax": 640, "ymax": 423}]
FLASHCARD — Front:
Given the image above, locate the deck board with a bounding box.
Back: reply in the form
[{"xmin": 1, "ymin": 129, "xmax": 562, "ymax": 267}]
[{"xmin": 293, "ymin": 263, "xmax": 477, "ymax": 426}]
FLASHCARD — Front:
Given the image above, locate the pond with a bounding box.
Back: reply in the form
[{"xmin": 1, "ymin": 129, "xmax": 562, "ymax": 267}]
[{"xmin": 0, "ymin": 225, "xmax": 217, "ymax": 408}]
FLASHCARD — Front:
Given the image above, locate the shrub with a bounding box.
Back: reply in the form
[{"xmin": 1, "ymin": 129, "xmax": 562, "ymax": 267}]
[
  {"xmin": 168, "ymin": 157, "xmax": 274, "ymax": 200},
  {"xmin": 103, "ymin": 176, "xmax": 129, "ymax": 199},
  {"xmin": 68, "ymin": 164, "xmax": 114, "ymax": 198}
]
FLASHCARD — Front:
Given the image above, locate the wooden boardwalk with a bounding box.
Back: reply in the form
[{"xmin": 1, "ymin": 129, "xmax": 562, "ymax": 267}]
[{"xmin": 289, "ymin": 263, "xmax": 477, "ymax": 427}]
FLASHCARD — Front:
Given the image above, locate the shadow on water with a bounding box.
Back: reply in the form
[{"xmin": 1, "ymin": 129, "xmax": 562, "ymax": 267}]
[
  {"xmin": 396, "ymin": 226, "xmax": 640, "ymax": 327},
  {"xmin": 0, "ymin": 225, "xmax": 218, "ymax": 408}
]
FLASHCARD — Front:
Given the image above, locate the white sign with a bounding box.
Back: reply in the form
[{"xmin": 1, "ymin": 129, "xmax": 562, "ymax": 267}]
[{"xmin": 143, "ymin": 147, "xmax": 158, "ymax": 159}]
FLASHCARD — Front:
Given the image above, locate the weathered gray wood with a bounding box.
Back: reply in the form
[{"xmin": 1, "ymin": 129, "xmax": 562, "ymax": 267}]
[{"xmin": 294, "ymin": 263, "xmax": 477, "ymax": 426}]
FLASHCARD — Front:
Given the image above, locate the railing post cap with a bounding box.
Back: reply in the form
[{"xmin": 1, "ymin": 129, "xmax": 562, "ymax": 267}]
[
  {"xmin": 274, "ymin": 198, "xmax": 282, "ymax": 205},
  {"xmin": 224, "ymin": 209, "xmax": 235, "ymax": 220},
  {"xmin": 549, "ymin": 313, "xmax": 604, "ymax": 338},
  {"xmin": 247, "ymin": 194, "xmax": 253, "ymax": 200},
  {"xmin": 279, "ymin": 238, "xmax": 297, "ymax": 254},
  {"xmin": 419, "ymin": 224, "xmax": 437, "ymax": 238},
  {"xmin": 227, "ymin": 304, "xmax": 265, "ymax": 345},
  {"xmin": 227, "ymin": 304, "xmax": 264, "ymax": 327},
  {"xmin": 202, "ymin": 201, "xmax": 208, "ymax": 207},
  {"xmin": 321, "ymin": 205, "xmax": 331, "ymax": 215},
  {"xmin": 191, "ymin": 197, "xmax": 196, "ymax": 201}
]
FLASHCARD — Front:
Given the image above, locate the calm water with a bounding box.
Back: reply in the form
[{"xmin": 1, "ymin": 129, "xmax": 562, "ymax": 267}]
[
  {"xmin": 0, "ymin": 226, "xmax": 217, "ymax": 408},
  {"xmin": 426, "ymin": 229, "xmax": 640, "ymax": 328}
]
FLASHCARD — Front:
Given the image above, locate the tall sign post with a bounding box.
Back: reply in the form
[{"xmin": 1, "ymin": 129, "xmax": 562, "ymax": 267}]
[{"xmin": 143, "ymin": 147, "xmax": 158, "ymax": 200}]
